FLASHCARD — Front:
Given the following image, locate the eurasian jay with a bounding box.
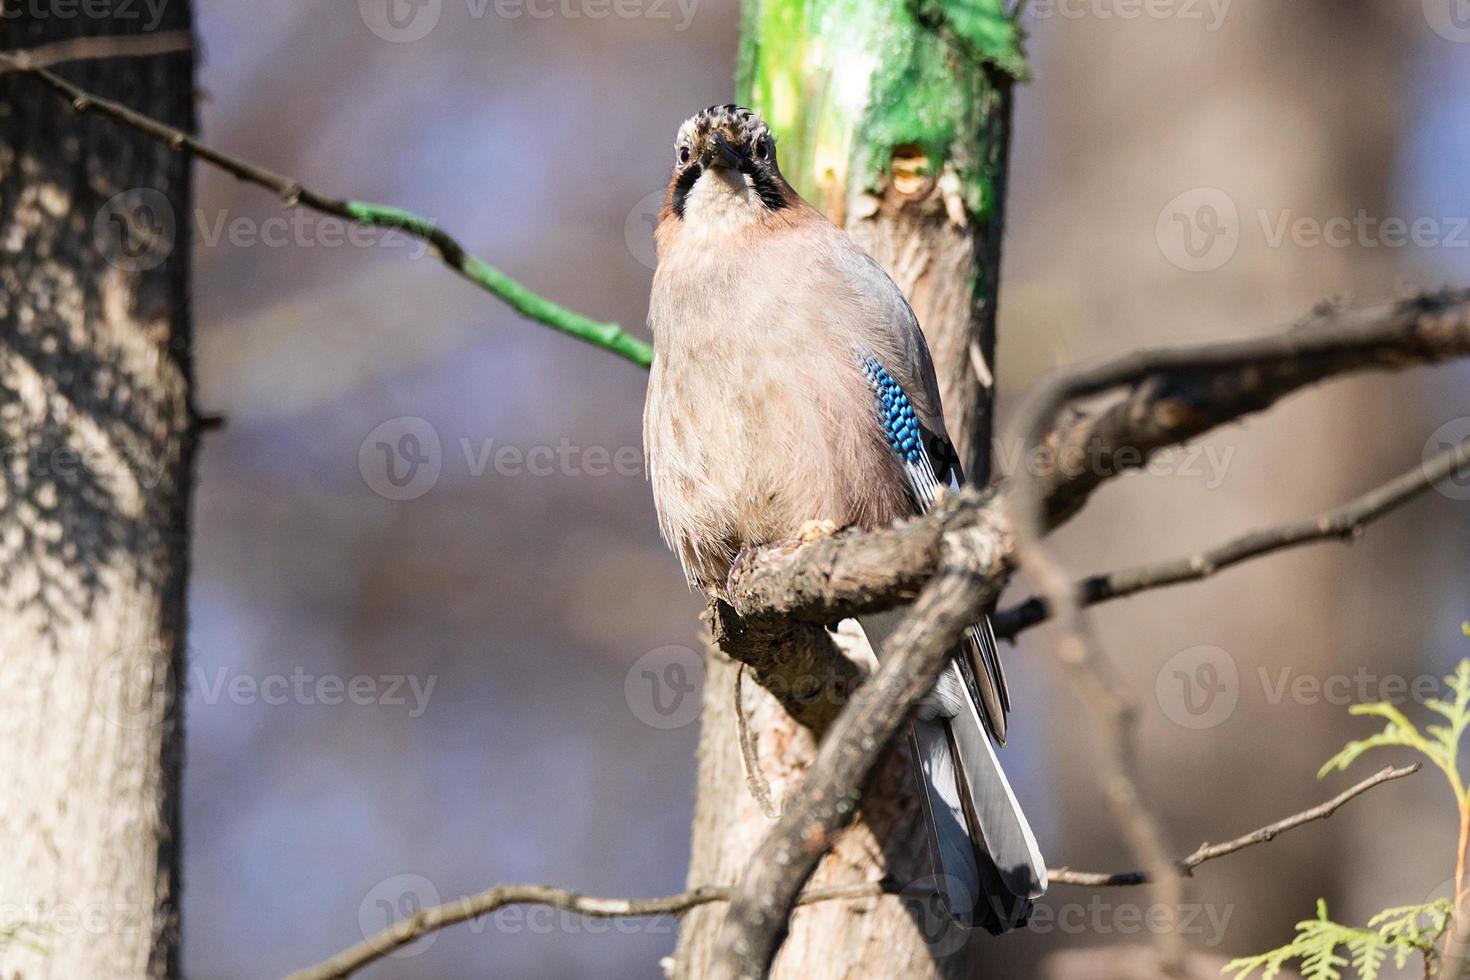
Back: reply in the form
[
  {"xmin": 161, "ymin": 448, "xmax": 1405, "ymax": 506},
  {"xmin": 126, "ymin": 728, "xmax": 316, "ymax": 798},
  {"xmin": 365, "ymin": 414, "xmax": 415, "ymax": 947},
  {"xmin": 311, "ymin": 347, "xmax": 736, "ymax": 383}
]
[{"xmin": 643, "ymin": 104, "xmax": 1046, "ymax": 933}]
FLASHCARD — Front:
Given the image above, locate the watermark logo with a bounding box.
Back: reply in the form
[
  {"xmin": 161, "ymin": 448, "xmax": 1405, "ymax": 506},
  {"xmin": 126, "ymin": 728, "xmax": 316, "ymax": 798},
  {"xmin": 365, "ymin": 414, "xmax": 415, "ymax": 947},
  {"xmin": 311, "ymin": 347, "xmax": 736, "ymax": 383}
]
[
  {"xmin": 1, "ymin": 0, "xmax": 169, "ymax": 31},
  {"xmin": 991, "ymin": 434, "xmax": 1236, "ymax": 490},
  {"xmin": 624, "ymin": 645, "xmax": 702, "ymax": 729},
  {"xmin": 1423, "ymin": 419, "xmax": 1470, "ymax": 501},
  {"xmin": 360, "ymin": 0, "xmax": 444, "ymax": 42},
  {"xmin": 360, "ymin": 0, "xmax": 698, "ymax": 39},
  {"xmin": 1156, "ymin": 187, "xmax": 1240, "ymax": 273},
  {"xmin": 191, "ymin": 667, "xmax": 436, "ymax": 717},
  {"xmin": 359, "ymin": 417, "xmax": 443, "ymax": 501},
  {"xmin": 1259, "ymin": 211, "xmax": 1470, "ymax": 251},
  {"xmin": 359, "ymin": 874, "xmax": 442, "ymax": 957},
  {"xmin": 0, "ymin": 899, "xmax": 157, "ymax": 940},
  {"xmin": 360, "ymin": 423, "xmax": 646, "ymax": 500},
  {"xmin": 1259, "ymin": 666, "xmax": 1449, "ymax": 709},
  {"xmin": 1028, "ymin": 896, "xmax": 1234, "ymax": 945},
  {"xmin": 1156, "ymin": 645, "xmax": 1238, "ymax": 729},
  {"xmin": 94, "ymin": 188, "xmax": 175, "ymax": 272},
  {"xmin": 92, "ymin": 643, "xmax": 171, "ymax": 730},
  {"xmin": 1028, "ymin": 0, "xmax": 1232, "ymax": 31},
  {"xmin": 1158, "ymin": 188, "xmax": 1470, "ymax": 272},
  {"xmin": 195, "ymin": 208, "xmax": 430, "ymax": 256},
  {"xmin": 1424, "ymin": 0, "xmax": 1470, "ymax": 43},
  {"xmin": 2, "ymin": 437, "xmax": 173, "ymax": 492},
  {"xmin": 624, "ymin": 191, "xmax": 663, "ymax": 270},
  {"xmin": 901, "ymin": 875, "xmax": 973, "ymax": 958}
]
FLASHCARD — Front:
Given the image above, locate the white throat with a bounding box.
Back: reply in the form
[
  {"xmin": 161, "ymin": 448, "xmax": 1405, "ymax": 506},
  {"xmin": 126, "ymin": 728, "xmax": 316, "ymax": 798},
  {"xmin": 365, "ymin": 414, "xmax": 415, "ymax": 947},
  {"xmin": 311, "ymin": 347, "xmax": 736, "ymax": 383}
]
[{"xmin": 681, "ymin": 168, "xmax": 764, "ymax": 236}]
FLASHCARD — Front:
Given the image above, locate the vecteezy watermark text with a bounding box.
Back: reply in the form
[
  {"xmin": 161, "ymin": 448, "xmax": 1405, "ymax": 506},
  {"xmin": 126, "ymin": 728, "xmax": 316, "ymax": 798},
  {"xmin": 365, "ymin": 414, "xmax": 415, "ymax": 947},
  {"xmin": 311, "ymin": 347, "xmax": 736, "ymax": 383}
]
[
  {"xmin": 992, "ymin": 434, "xmax": 1236, "ymax": 490},
  {"xmin": 1156, "ymin": 188, "xmax": 1470, "ymax": 273},
  {"xmin": 96, "ymin": 648, "xmax": 438, "ymax": 728},
  {"xmin": 358, "ymin": 0, "xmax": 699, "ymax": 43},
  {"xmin": 94, "ymin": 190, "xmax": 432, "ymax": 272},
  {"xmin": 1027, "ymin": 0, "xmax": 1231, "ymax": 31},
  {"xmin": 2, "ymin": 0, "xmax": 169, "ymax": 30},
  {"xmin": 2, "ymin": 437, "xmax": 174, "ymax": 491},
  {"xmin": 191, "ymin": 666, "xmax": 436, "ymax": 718},
  {"xmin": 358, "ymin": 417, "xmax": 645, "ymax": 501},
  {"xmin": 356, "ymin": 873, "xmax": 673, "ymax": 959},
  {"xmin": 1155, "ymin": 643, "xmax": 1470, "ymax": 730}
]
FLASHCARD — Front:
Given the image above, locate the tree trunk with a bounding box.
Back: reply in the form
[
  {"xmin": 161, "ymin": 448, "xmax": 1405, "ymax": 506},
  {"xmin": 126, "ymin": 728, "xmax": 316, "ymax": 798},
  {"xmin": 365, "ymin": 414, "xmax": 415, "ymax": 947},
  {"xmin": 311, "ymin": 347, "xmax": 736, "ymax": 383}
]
[
  {"xmin": 0, "ymin": 11, "xmax": 196, "ymax": 979},
  {"xmin": 672, "ymin": 3, "xmax": 1019, "ymax": 976}
]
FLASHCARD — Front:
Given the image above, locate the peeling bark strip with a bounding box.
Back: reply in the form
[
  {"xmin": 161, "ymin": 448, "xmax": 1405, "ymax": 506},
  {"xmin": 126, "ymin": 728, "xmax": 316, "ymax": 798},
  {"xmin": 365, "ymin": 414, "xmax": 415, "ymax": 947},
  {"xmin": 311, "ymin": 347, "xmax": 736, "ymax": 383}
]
[{"xmin": 0, "ymin": 11, "xmax": 196, "ymax": 980}]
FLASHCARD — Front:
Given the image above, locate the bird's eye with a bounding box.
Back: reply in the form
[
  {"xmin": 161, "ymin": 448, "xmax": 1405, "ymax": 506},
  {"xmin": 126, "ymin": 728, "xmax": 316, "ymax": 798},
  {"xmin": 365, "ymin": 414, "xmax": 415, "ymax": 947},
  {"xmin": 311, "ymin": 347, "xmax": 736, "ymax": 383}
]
[
  {"xmin": 755, "ymin": 136, "xmax": 769, "ymax": 160},
  {"xmin": 678, "ymin": 145, "xmax": 691, "ymax": 165}
]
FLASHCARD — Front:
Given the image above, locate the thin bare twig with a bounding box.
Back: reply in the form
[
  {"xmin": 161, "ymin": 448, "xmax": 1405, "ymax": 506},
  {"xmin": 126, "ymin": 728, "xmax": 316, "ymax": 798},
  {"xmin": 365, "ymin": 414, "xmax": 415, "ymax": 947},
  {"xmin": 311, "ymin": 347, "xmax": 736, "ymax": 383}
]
[
  {"xmin": 0, "ymin": 47, "xmax": 653, "ymax": 368},
  {"xmin": 285, "ymin": 879, "xmax": 900, "ymax": 980},
  {"xmin": 1048, "ymin": 764, "xmax": 1420, "ymax": 887},
  {"xmin": 1000, "ymin": 293, "xmax": 1470, "ymax": 973},
  {"xmin": 287, "ymin": 760, "xmax": 1416, "ymax": 978},
  {"xmin": 734, "ymin": 666, "xmax": 780, "ymax": 819},
  {"xmin": 0, "ymin": 31, "xmax": 193, "ymax": 73},
  {"xmin": 286, "ymin": 761, "xmax": 1417, "ymax": 978},
  {"xmin": 993, "ymin": 441, "xmax": 1470, "ymax": 640}
]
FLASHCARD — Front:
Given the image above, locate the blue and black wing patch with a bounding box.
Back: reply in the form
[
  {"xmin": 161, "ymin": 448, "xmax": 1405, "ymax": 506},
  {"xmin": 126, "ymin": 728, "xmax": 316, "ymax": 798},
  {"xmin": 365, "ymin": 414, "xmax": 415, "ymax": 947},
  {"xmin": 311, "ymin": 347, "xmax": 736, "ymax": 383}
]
[
  {"xmin": 860, "ymin": 353, "xmax": 1012, "ymax": 742},
  {"xmin": 860, "ymin": 355, "xmax": 962, "ymax": 506}
]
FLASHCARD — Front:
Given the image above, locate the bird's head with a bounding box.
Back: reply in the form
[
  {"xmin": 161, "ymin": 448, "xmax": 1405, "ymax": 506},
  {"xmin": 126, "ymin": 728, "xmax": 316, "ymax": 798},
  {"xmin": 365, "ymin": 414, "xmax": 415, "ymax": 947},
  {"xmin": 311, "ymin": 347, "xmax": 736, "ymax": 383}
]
[{"xmin": 663, "ymin": 104, "xmax": 795, "ymax": 226}]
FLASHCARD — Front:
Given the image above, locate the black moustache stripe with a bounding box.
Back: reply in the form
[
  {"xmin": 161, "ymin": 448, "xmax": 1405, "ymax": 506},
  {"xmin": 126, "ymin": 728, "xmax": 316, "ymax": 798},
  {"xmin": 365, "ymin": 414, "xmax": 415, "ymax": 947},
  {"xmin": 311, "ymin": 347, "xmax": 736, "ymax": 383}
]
[
  {"xmin": 746, "ymin": 166, "xmax": 789, "ymax": 212},
  {"xmin": 671, "ymin": 161, "xmax": 789, "ymax": 219},
  {"xmin": 670, "ymin": 163, "xmax": 703, "ymax": 219}
]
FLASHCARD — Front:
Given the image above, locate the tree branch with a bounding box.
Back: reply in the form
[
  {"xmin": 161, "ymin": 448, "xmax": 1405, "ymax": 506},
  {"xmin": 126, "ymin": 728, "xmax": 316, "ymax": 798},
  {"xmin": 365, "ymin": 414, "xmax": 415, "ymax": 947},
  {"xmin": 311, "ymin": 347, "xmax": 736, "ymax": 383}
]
[
  {"xmin": 1000, "ymin": 290, "xmax": 1470, "ymax": 972},
  {"xmin": 1048, "ymin": 764, "xmax": 1420, "ymax": 887},
  {"xmin": 712, "ymin": 517, "xmax": 1014, "ymax": 980},
  {"xmin": 286, "ymin": 879, "xmax": 904, "ymax": 980},
  {"xmin": 1030, "ymin": 292, "xmax": 1470, "ymax": 525},
  {"xmin": 993, "ymin": 441, "xmax": 1470, "ymax": 640},
  {"xmin": 708, "ymin": 486, "xmax": 999, "ymax": 732},
  {"xmin": 0, "ymin": 47, "xmax": 654, "ymax": 369},
  {"xmin": 0, "ymin": 31, "xmax": 193, "ymax": 74},
  {"xmin": 283, "ymin": 762, "xmax": 1420, "ymax": 977}
]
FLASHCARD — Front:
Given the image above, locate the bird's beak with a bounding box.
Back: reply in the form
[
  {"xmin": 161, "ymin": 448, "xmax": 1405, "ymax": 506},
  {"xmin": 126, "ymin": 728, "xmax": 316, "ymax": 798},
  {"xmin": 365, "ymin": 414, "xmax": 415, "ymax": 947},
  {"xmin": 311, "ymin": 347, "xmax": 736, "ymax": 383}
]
[{"xmin": 703, "ymin": 131, "xmax": 744, "ymax": 171}]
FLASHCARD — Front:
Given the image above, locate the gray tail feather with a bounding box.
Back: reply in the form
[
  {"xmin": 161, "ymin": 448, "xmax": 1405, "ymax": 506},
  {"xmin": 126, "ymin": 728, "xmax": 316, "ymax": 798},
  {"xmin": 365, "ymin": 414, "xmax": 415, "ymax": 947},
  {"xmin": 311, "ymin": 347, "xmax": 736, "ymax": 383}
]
[
  {"xmin": 963, "ymin": 618, "xmax": 1010, "ymax": 744},
  {"xmin": 860, "ymin": 612, "xmax": 1047, "ymax": 935}
]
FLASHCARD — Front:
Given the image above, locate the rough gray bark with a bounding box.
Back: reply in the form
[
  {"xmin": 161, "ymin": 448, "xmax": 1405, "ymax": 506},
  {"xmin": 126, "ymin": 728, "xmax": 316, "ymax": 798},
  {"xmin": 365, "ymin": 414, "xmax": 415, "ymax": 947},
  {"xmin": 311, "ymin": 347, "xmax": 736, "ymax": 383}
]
[{"xmin": 0, "ymin": 11, "xmax": 196, "ymax": 979}]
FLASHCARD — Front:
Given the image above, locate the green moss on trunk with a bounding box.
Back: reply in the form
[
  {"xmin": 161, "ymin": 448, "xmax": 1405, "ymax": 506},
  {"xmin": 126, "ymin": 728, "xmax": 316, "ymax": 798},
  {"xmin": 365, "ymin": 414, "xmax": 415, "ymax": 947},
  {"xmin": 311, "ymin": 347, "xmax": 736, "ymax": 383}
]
[{"xmin": 737, "ymin": 0, "xmax": 1023, "ymax": 223}]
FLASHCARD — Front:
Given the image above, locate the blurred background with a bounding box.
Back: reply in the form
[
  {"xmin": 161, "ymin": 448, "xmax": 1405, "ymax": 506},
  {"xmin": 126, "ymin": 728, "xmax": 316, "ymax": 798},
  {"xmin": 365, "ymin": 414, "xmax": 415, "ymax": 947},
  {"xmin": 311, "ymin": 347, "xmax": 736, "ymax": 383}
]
[{"xmin": 182, "ymin": 2, "xmax": 1470, "ymax": 977}]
